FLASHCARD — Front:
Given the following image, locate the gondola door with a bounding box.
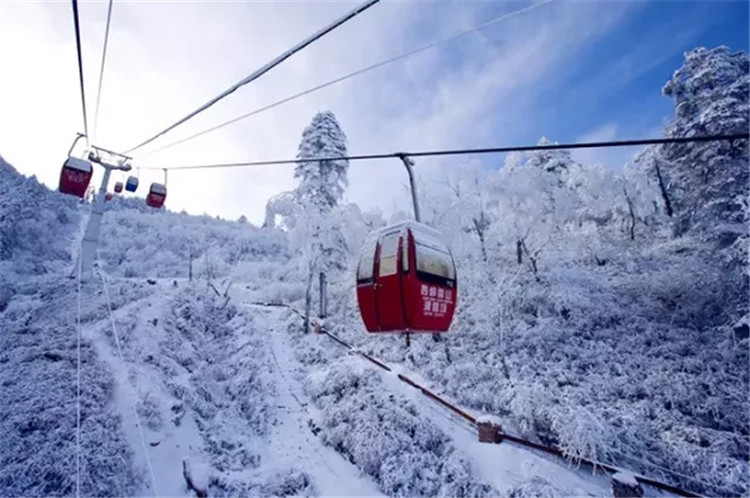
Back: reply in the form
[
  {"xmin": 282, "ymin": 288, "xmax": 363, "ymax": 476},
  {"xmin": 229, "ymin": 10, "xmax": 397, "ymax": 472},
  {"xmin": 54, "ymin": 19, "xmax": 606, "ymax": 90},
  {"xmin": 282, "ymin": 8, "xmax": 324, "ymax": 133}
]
[
  {"xmin": 375, "ymin": 230, "xmax": 406, "ymax": 331},
  {"xmin": 356, "ymin": 236, "xmax": 379, "ymax": 332}
]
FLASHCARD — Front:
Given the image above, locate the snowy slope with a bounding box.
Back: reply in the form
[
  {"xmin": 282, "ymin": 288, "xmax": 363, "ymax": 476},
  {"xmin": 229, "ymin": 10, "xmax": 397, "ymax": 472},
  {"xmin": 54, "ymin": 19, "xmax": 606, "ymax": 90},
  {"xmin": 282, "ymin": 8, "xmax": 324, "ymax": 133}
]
[
  {"xmin": 0, "ymin": 276, "xmax": 141, "ymax": 496},
  {"xmin": 233, "ymin": 283, "xmax": 621, "ymax": 498}
]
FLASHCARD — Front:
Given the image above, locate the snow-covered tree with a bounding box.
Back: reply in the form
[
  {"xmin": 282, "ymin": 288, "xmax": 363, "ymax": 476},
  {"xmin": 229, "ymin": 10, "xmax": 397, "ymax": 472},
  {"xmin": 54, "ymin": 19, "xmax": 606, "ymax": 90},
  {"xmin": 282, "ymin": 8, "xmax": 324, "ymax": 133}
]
[
  {"xmin": 643, "ymin": 46, "xmax": 749, "ymax": 241},
  {"xmin": 487, "ymin": 139, "xmax": 583, "ymax": 276},
  {"xmin": 290, "ymin": 111, "xmax": 351, "ymax": 332},
  {"xmin": 263, "ymin": 191, "xmax": 297, "ymax": 229},
  {"xmin": 294, "ymin": 111, "xmax": 349, "ymax": 210}
]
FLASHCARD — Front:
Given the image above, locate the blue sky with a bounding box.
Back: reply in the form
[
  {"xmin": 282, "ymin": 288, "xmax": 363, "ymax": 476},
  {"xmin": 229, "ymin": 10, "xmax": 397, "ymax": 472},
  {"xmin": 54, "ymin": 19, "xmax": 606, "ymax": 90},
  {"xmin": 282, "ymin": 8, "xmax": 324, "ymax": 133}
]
[
  {"xmin": 538, "ymin": 0, "xmax": 748, "ymax": 139},
  {"xmin": 0, "ymin": 0, "xmax": 747, "ymax": 222},
  {"xmin": 472, "ymin": 0, "xmax": 749, "ymax": 169}
]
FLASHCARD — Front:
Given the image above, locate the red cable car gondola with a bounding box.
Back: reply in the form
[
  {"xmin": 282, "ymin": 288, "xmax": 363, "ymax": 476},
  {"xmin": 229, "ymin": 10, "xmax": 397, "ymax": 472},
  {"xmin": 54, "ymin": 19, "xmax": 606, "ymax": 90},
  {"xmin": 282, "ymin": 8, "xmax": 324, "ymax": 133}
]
[
  {"xmin": 59, "ymin": 157, "xmax": 93, "ymax": 199},
  {"xmin": 59, "ymin": 133, "xmax": 92, "ymax": 198},
  {"xmin": 114, "ymin": 181, "xmax": 123, "ymax": 193},
  {"xmin": 356, "ymin": 221, "xmax": 457, "ymax": 334},
  {"xmin": 146, "ymin": 183, "xmax": 166, "ymax": 208}
]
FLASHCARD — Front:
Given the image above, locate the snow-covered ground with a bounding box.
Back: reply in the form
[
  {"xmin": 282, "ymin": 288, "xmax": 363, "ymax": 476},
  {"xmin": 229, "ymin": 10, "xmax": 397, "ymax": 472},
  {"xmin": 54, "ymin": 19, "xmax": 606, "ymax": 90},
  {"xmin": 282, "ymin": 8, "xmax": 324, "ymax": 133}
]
[
  {"xmin": 235, "ymin": 294, "xmax": 616, "ymax": 497},
  {"xmin": 0, "ymin": 266, "xmax": 675, "ymax": 498}
]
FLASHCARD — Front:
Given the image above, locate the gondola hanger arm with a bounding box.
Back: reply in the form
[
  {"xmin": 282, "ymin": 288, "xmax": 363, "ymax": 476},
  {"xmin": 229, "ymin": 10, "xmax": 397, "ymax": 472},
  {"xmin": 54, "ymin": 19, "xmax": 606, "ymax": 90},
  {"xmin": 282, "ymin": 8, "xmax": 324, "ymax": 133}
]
[{"xmin": 396, "ymin": 153, "xmax": 421, "ymax": 223}]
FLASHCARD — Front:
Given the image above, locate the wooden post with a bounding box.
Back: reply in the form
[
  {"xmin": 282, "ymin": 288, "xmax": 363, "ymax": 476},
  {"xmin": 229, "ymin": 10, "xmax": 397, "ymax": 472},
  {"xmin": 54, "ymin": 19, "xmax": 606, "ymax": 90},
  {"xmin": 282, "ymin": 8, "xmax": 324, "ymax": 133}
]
[
  {"xmin": 477, "ymin": 416, "xmax": 503, "ymax": 443},
  {"xmin": 611, "ymin": 471, "xmax": 644, "ymax": 498}
]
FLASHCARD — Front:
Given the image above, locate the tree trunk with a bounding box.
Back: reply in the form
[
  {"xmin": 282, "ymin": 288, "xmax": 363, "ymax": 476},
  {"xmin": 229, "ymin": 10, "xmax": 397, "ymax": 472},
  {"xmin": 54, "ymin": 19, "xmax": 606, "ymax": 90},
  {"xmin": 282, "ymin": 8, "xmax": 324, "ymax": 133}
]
[
  {"xmin": 318, "ymin": 272, "xmax": 327, "ymax": 319},
  {"xmin": 516, "ymin": 239, "xmax": 523, "ymax": 265},
  {"xmin": 188, "ymin": 249, "xmax": 194, "ymax": 282},
  {"xmin": 521, "ymin": 241, "xmax": 540, "ymax": 281},
  {"xmin": 304, "ymin": 267, "xmax": 313, "ymax": 334},
  {"xmin": 653, "ymin": 161, "xmax": 674, "ymax": 217},
  {"xmin": 472, "ymin": 218, "xmax": 488, "ymax": 262},
  {"xmin": 623, "ymin": 186, "xmax": 636, "ymax": 240}
]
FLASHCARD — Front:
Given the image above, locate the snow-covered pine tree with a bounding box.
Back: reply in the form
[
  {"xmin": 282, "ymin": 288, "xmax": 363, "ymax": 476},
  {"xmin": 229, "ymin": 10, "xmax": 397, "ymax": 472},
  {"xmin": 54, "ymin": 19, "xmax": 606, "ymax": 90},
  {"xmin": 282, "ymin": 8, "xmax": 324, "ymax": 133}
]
[
  {"xmin": 525, "ymin": 136, "xmax": 574, "ymax": 177},
  {"xmin": 294, "ymin": 111, "xmax": 349, "ymax": 211},
  {"xmin": 650, "ymin": 46, "xmax": 749, "ymax": 241},
  {"xmin": 634, "ymin": 45, "xmax": 749, "ymax": 344},
  {"xmin": 291, "ymin": 111, "xmax": 350, "ymax": 332}
]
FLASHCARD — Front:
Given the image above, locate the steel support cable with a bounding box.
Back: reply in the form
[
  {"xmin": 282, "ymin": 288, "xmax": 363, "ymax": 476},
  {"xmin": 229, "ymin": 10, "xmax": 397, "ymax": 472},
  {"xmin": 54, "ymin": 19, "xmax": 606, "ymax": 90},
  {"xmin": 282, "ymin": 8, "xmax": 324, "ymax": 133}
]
[
  {"xmin": 139, "ymin": 133, "xmax": 749, "ymax": 171},
  {"xmin": 92, "ymin": 0, "xmax": 115, "ymax": 145},
  {"xmin": 75, "ymin": 242, "xmax": 83, "ymax": 498},
  {"xmin": 139, "ymin": 1, "xmax": 551, "ymax": 158},
  {"xmin": 71, "ymin": 0, "xmax": 90, "ymax": 149},
  {"xmin": 124, "ymin": 0, "xmax": 381, "ymax": 154}
]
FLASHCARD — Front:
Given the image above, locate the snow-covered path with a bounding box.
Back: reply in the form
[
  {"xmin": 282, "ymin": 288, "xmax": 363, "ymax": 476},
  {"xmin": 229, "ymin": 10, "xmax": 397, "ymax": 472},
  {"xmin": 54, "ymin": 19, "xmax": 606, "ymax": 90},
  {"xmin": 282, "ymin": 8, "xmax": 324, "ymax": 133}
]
[
  {"xmin": 251, "ymin": 304, "xmax": 383, "ymax": 497},
  {"xmin": 81, "ymin": 279, "xmax": 203, "ymax": 497}
]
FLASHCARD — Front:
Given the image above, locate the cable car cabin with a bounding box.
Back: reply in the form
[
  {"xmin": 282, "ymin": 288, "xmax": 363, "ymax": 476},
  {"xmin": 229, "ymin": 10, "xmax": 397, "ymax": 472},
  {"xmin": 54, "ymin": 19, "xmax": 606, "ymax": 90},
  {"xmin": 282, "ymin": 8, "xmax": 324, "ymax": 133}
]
[
  {"xmin": 105, "ymin": 192, "xmax": 113, "ymax": 202},
  {"xmin": 356, "ymin": 221, "xmax": 457, "ymax": 334},
  {"xmin": 114, "ymin": 181, "xmax": 123, "ymax": 193},
  {"xmin": 146, "ymin": 183, "xmax": 166, "ymax": 208},
  {"xmin": 125, "ymin": 176, "xmax": 138, "ymax": 192},
  {"xmin": 58, "ymin": 157, "xmax": 93, "ymax": 198}
]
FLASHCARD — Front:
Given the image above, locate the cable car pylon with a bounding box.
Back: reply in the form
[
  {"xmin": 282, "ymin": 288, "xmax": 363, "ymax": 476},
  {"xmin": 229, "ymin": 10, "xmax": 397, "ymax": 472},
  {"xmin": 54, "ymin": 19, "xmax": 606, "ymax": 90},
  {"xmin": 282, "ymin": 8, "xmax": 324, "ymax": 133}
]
[{"xmin": 75, "ymin": 145, "xmax": 132, "ymax": 279}]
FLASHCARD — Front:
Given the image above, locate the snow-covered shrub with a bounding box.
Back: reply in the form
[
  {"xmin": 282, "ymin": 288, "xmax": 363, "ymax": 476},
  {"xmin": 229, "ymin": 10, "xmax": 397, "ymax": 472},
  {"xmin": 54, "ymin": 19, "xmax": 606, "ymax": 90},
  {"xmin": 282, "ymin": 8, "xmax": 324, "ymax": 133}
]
[
  {"xmin": 158, "ymin": 284, "xmax": 275, "ymax": 475},
  {"xmin": 259, "ymin": 468, "xmax": 316, "ymax": 497},
  {"xmin": 305, "ymin": 359, "xmax": 495, "ymax": 497},
  {"xmin": 0, "ymin": 279, "xmax": 139, "ymax": 496},
  {"xmin": 0, "ymin": 157, "xmax": 81, "ymax": 278},
  {"xmin": 97, "ymin": 200, "xmax": 289, "ymax": 279},
  {"xmin": 257, "ymin": 281, "xmax": 307, "ymax": 305},
  {"xmin": 136, "ymin": 393, "xmax": 164, "ymax": 432},
  {"xmin": 507, "ymin": 477, "xmax": 563, "ymax": 498}
]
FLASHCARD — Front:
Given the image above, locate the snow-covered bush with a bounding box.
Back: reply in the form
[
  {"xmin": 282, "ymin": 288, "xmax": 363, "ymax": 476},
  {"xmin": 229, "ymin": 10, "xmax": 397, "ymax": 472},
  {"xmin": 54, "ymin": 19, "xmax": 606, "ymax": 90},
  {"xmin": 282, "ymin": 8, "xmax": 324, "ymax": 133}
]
[
  {"xmin": 306, "ymin": 359, "xmax": 495, "ymax": 497},
  {"xmin": 97, "ymin": 200, "xmax": 289, "ymax": 279},
  {"xmin": 0, "ymin": 279, "xmax": 139, "ymax": 496},
  {"xmin": 159, "ymin": 285, "xmax": 275, "ymax": 478},
  {"xmin": 0, "ymin": 157, "xmax": 81, "ymax": 278},
  {"xmin": 259, "ymin": 468, "xmax": 316, "ymax": 497}
]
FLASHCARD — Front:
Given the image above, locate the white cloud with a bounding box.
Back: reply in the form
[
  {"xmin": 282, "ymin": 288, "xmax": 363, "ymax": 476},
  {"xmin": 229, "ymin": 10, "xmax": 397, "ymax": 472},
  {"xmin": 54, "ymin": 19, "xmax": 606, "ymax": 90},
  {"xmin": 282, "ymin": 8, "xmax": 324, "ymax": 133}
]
[
  {"xmin": 0, "ymin": 0, "xmax": 642, "ymax": 225},
  {"xmin": 571, "ymin": 122, "xmax": 620, "ymax": 167}
]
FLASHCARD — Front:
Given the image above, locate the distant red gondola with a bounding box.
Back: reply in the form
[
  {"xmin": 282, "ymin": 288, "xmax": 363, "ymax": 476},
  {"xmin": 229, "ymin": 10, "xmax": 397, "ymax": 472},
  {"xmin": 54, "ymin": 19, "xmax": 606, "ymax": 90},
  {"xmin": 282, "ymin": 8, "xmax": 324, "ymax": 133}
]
[
  {"xmin": 114, "ymin": 181, "xmax": 123, "ymax": 193},
  {"xmin": 146, "ymin": 183, "xmax": 166, "ymax": 208},
  {"xmin": 356, "ymin": 221, "xmax": 457, "ymax": 333},
  {"xmin": 59, "ymin": 156, "xmax": 93, "ymax": 198}
]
